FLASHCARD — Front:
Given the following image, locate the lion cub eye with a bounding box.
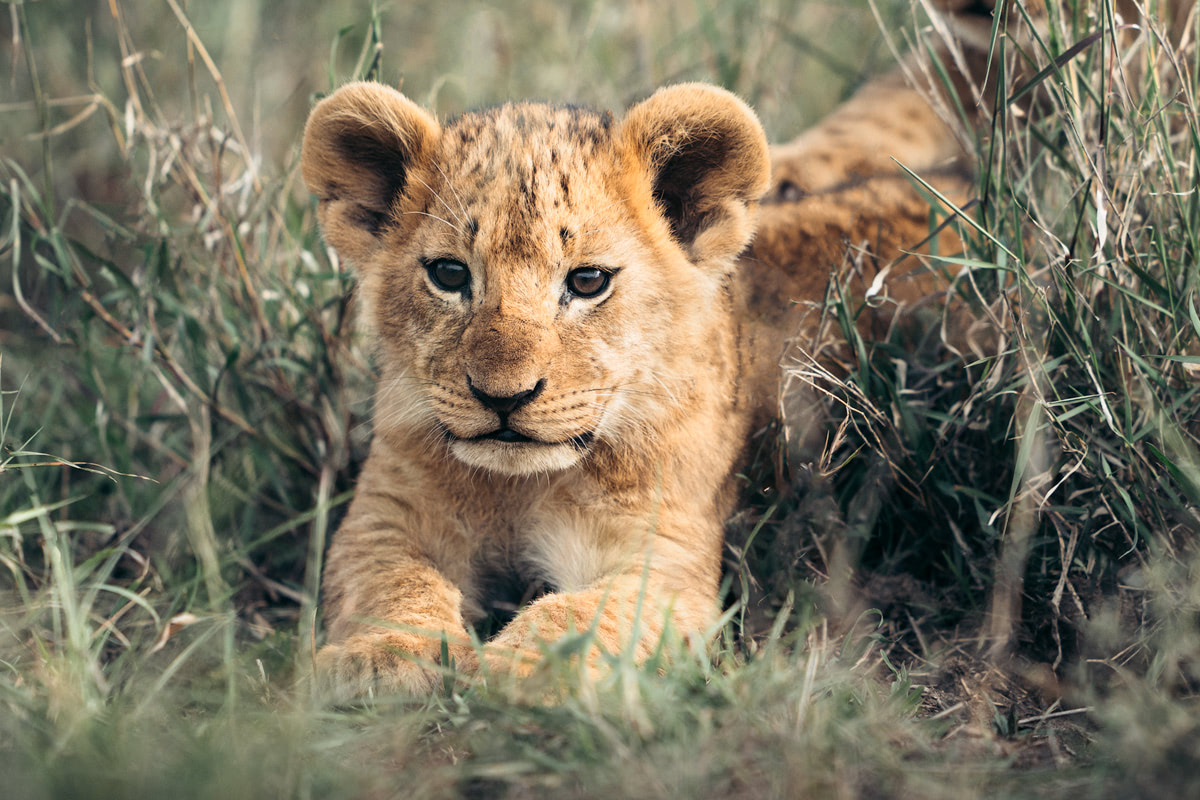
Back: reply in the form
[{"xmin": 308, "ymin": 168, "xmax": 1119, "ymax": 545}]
[
  {"xmin": 425, "ymin": 258, "xmax": 470, "ymax": 294},
  {"xmin": 566, "ymin": 266, "xmax": 614, "ymax": 299}
]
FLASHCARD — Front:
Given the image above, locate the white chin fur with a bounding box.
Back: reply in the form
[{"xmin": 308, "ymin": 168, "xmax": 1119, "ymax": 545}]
[{"xmin": 449, "ymin": 439, "xmax": 583, "ymax": 476}]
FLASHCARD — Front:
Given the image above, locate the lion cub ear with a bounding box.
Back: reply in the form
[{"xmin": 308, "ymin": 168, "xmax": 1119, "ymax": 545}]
[
  {"xmin": 301, "ymin": 82, "xmax": 441, "ymax": 266},
  {"xmin": 619, "ymin": 84, "xmax": 770, "ymax": 271}
]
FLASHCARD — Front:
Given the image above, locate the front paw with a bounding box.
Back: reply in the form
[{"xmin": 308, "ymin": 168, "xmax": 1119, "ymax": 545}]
[{"xmin": 315, "ymin": 631, "xmax": 471, "ymax": 702}]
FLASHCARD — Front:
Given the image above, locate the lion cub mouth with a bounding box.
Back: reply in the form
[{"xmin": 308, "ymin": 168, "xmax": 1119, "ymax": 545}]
[
  {"xmin": 451, "ymin": 427, "xmax": 596, "ymax": 449},
  {"xmin": 475, "ymin": 428, "xmax": 535, "ymax": 444},
  {"xmin": 443, "ymin": 427, "xmax": 597, "ymax": 475}
]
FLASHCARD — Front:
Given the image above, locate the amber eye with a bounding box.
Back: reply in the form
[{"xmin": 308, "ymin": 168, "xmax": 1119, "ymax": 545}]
[
  {"xmin": 426, "ymin": 259, "xmax": 470, "ymax": 294},
  {"xmin": 566, "ymin": 266, "xmax": 613, "ymax": 299}
]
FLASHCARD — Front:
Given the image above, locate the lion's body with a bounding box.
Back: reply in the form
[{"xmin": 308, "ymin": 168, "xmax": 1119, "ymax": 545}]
[{"xmin": 301, "ymin": 20, "xmax": 976, "ymax": 698}]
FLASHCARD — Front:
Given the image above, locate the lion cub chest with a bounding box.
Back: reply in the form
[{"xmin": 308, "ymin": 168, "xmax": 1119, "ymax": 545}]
[{"xmin": 462, "ymin": 476, "xmax": 651, "ymax": 619}]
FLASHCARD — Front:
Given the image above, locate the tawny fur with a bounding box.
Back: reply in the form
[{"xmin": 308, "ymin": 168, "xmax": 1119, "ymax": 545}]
[{"xmin": 297, "ymin": 0, "xmax": 1082, "ymax": 694}]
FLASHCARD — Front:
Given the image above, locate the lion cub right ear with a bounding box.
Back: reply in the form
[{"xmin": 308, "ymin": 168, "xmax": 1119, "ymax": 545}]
[{"xmin": 301, "ymin": 82, "xmax": 441, "ymax": 267}]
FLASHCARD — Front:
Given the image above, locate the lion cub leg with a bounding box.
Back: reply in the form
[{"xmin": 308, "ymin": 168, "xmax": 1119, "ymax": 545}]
[
  {"xmin": 315, "ymin": 453, "xmax": 478, "ymax": 701},
  {"xmin": 315, "ymin": 558, "xmax": 473, "ymax": 701},
  {"xmin": 474, "ymin": 509, "xmax": 721, "ymax": 681},
  {"xmin": 478, "ymin": 576, "xmax": 712, "ymax": 681}
]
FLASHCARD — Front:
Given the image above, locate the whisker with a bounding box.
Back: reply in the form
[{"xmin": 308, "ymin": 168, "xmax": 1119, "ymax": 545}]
[
  {"xmin": 412, "ymin": 173, "xmax": 468, "ymax": 230},
  {"xmin": 399, "ymin": 209, "xmax": 466, "ymax": 235},
  {"xmin": 431, "ymin": 162, "xmax": 472, "ymax": 225}
]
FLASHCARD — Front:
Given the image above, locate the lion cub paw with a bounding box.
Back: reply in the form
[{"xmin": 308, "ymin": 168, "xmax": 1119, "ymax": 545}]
[{"xmin": 315, "ymin": 631, "xmax": 471, "ymax": 703}]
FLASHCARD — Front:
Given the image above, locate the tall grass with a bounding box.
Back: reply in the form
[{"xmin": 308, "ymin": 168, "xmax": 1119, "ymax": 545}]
[{"xmin": 2, "ymin": 0, "xmax": 1199, "ymax": 796}]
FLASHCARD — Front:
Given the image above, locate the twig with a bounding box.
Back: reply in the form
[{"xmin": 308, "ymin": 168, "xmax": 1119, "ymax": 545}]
[
  {"xmin": 1017, "ymin": 706, "xmax": 1092, "ymax": 727},
  {"xmin": 928, "ymin": 701, "xmax": 966, "ymax": 721}
]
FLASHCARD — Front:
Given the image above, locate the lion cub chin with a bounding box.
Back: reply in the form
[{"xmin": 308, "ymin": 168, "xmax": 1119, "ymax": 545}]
[
  {"xmin": 302, "ymin": 81, "xmax": 770, "ymax": 699},
  {"xmin": 447, "ymin": 432, "xmax": 588, "ymax": 477}
]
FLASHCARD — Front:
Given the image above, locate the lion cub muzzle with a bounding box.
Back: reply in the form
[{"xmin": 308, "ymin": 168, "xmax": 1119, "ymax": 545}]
[
  {"xmin": 433, "ymin": 305, "xmax": 602, "ymax": 475},
  {"xmin": 449, "ymin": 373, "xmax": 600, "ymax": 476}
]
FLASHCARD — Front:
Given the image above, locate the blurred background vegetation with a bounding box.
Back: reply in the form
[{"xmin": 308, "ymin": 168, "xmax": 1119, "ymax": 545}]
[{"xmin": 7, "ymin": 0, "xmax": 904, "ymax": 184}]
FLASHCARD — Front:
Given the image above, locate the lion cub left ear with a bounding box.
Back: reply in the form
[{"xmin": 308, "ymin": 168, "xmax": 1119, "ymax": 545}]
[{"xmin": 619, "ymin": 84, "xmax": 770, "ymax": 271}]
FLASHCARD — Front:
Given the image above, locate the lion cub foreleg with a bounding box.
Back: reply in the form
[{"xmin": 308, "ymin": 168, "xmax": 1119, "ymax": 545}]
[
  {"xmin": 479, "ymin": 575, "xmax": 714, "ymax": 680},
  {"xmin": 476, "ymin": 509, "xmax": 721, "ymax": 680},
  {"xmin": 316, "ymin": 455, "xmax": 478, "ymax": 701}
]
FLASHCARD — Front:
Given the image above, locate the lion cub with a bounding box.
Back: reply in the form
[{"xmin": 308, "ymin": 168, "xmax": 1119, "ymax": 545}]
[
  {"xmin": 302, "ymin": 64, "xmax": 969, "ymax": 697},
  {"xmin": 303, "ymin": 83, "xmax": 776, "ymax": 698}
]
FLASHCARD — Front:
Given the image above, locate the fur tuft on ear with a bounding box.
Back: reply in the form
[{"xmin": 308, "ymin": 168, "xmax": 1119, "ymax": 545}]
[
  {"xmin": 619, "ymin": 83, "xmax": 770, "ymax": 270},
  {"xmin": 301, "ymin": 82, "xmax": 441, "ymax": 267}
]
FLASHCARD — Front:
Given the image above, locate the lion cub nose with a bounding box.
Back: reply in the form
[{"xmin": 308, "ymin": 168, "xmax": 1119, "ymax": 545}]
[{"xmin": 467, "ymin": 377, "xmax": 545, "ymax": 415}]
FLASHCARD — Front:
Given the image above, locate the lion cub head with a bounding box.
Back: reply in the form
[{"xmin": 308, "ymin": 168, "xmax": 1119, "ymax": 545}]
[{"xmin": 302, "ymin": 83, "xmax": 769, "ymax": 476}]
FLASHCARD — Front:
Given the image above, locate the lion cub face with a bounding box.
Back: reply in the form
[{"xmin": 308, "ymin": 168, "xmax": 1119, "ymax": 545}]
[{"xmin": 303, "ymin": 83, "xmax": 769, "ymax": 476}]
